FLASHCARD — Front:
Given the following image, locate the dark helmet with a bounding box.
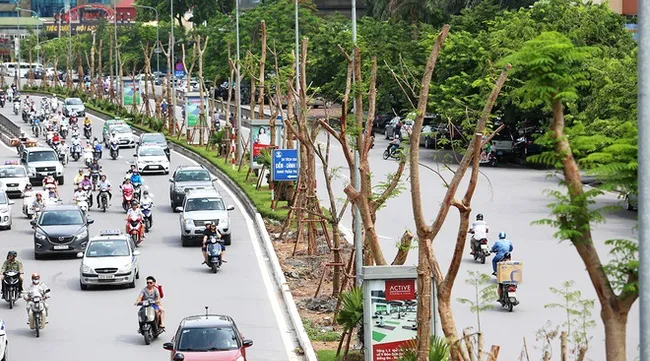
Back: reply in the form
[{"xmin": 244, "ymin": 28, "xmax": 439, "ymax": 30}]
[
  {"xmin": 476, "ymin": 214, "xmax": 484, "ymax": 221},
  {"xmin": 7, "ymin": 250, "xmax": 17, "ymax": 259}
]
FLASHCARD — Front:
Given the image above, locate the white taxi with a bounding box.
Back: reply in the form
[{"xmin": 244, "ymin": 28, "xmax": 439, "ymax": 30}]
[
  {"xmin": 134, "ymin": 144, "xmax": 170, "ymax": 174},
  {"xmin": 78, "ymin": 230, "xmax": 140, "ymax": 290},
  {"xmin": 0, "ymin": 162, "xmax": 29, "ymax": 197}
]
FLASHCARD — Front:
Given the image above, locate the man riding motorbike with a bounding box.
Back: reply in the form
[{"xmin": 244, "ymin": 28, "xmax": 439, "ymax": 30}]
[
  {"xmin": 73, "ymin": 169, "xmax": 84, "ymax": 186},
  {"xmin": 56, "ymin": 140, "xmax": 68, "ymax": 164},
  {"xmin": 83, "ymin": 116, "xmax": 91, "ymax": 127},
  {"xmin": 73, "ymin": 184, "xmax": 88, "ymax": 208},
  {"xmin": 491, "ymin": 232, "xmax": 514, "ymax": 276},
  {"xmin": 23, "ymin": 273, "xmax": 50, "ymax": 321},
  {"xmin": 140, "ymin": 189, "xmax": 153, "ymax": 223},
  {"xmin": 134, "ymin": 276, "xmax": 165, "ymax": 329},
  {"xmin": 468, "ymin": 214, "xmax": 489, "ymax": 255},
  {"xmin": 16, "ymin": 131, "xmax": 28, "ymax": 155},
  {"xmin": 385, "ymin": 137, "xmax": 401, "ymax": 157},
  {"xmin": 1, "ymin": 251, "xmax": 23, "ymax": 297},
  {"xmin": 96, "ymin": 174, "xmax": 112, "ymax": 208},
  {"xmin": 202, "ymin": 221, "xmax": 226, "ymax": 264},
  {"xmin": 126, "ymin": 200, "xmax": 146, "ymax": 240},
  {"xmin": 32, "ymin": 192, "xmax": 45, "ymax": 210}
]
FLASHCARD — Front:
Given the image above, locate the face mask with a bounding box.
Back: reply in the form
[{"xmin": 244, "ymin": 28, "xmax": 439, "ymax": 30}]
[{"xmin": 32, "ymin": 280, "xmax": 40, "ymax": 285}]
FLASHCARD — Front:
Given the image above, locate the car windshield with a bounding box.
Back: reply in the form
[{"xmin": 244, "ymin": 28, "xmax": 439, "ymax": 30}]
[
  {"xmin": 27, "ymin": 151, "xmax": 58, "ymax": 162},
  {"xmin": 66, "ymin": 98, "xmax": 83, "ymax": 105},
  {"xmin": 40, "ymin": 210, "xmax": 84, "ymax": 226},
  {"xmin": 177, "ymin": 327, "xmax": 239, "ymax": 352},
  {"xmin": 86, "ymin": 240, "xmax": 130, "ymax": 257},
  {"xmin": 175, "ymin": 170, "xmax": 211, "ymax": 182},
  {"xmin": 142, "ymin": 134, "xmax": 165, "ymax": 143},
  {"xmin": 139, "ymin": 147, "xmax": 165, "ymax": 157},
  {"xmin": 185, "ymin": 198, "xmax": 225, "ymax": 212},
  {"xmin": 0, "ymin": 167, "xmax": 26, "ymax": 178},
  {"xmin": 113, "ymin": 126, "xmax": 131, "ymax": 133},
  {"xmin": 0, "ymin": 192, "xmax": 7, "ymax": 204}
]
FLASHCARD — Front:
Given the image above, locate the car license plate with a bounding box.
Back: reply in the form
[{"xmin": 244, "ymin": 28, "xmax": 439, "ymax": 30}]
[
  {"xmin": 151, "ymin": 165, "xmax": 161, "ymax": 169},
  {"xmin": 480, "ymin": 245, "xmax": 489, "ymax": 251},
  {"xmin": 53, "ymin": 245, "xmax": 69, "ymax": 250},
  {"xmin": 98, "ymin": 274, "xmax": 115, "ymax": 279},
  {"xmin": 508, "ymin": 292, "xmax": 517, "ymax": 298}
]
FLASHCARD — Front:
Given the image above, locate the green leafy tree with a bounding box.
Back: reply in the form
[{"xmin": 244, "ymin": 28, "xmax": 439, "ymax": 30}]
[
  {"xmin": 398, "ymin": 336, "xmax": 450, "ymax": 361},
  {"xmin": 545, "ymin": 280, "xmax": 596, "ymax": 356},
  {"xmin": 456, "ymin": 271, "xmax": 497, "ymax": 333},
  {"xmin": 502, "ymin": 31, "xmax": 637, "ymax": 361}
]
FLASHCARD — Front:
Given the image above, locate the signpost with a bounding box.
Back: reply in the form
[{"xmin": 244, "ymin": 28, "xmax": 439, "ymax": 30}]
[
  {"xmin": 272, "ymin": 149, "xmax": 299, "ymax": 181},
  {"xmin": 174, "ymin": 61, "xmax": 185, "ymax": 79}
]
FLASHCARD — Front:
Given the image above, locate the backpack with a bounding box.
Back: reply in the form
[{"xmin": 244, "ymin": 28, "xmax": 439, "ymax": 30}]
[{"xmin": 157, "ymin": 284, "xmax": 164, "ymax": 299}]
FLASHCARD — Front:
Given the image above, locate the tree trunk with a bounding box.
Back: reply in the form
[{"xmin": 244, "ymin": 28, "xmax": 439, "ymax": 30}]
[
  {"xmin": 257, "ymin": 21, "xmax": 267, "ymax": 119},
  {"xmin": 391, "ymin": 230, "xmax": 414, "ymax": 265},
  {"xmin": 416, "ymin": 239, "xmax": 432, "ymax": 361},
  {"xmin": 97, "ymin": 39, "xmax": 103, "ymax": 99},
  {"xmin": 109, "ymin": 36, "xmax": 115, "ymax": 101}
]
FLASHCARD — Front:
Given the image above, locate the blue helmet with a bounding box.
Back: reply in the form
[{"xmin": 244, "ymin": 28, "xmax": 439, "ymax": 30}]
[{"xmin": 498, "ymin": 232, "xmax": 507, "ymax": 239}]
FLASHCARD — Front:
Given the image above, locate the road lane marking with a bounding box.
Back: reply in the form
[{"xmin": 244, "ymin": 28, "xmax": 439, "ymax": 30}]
[{"xmin": 175, "ymin": 150, "xmax": 300, "ymax": 361}]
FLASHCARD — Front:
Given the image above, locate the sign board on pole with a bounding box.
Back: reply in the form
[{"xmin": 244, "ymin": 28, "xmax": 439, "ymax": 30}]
[
  {"xmin": 249, "ymin": 119, "xmax": 272, "ymax": 170},
  {"xmin": 0, "ymin": 38, "xmax": 11, "ymax": 56},
  {"xmin": 272, "ymin": 149, "xmax": 299, "ymax": 181},
  {"xmin": 362, "ymin": 266, "xmax": 438, "ymax": 361},
  {"xmin": 122, "ymin": 80, "xmax": 141, "ymax": 105},
  {"xmin": 174, "ymin": 61, "xmax": 185, "ymax": 79},
  {"xmin": 185, "ymin": 92, "xmax": 205, "ymax": 128}
]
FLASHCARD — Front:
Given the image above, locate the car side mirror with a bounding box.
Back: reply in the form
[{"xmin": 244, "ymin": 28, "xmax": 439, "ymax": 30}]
[
  {"xmin": 76, "ymin": 252, "xmax": 83, "ymax": 258},
  {"xmin": 173, "ymin": 353, "xmax": 184, "ymax": 361},
  {"xmin": 133, "ymin": 154, "xmax": 137, "ymax": 157},
  {"xmin": 87, "ymin": 219, "xmax": 94, "ymax": 224},
  {"xmin": 174, "ymin": 206, "xmax": 183, "ymax": 212},
  {"xmin": 8, "ymin": 200, "xmax": 14, "ymax": 205},
  {"xmin": 243, "ymin": 339, "xmax": 253, "ymax": 348},
  {"xmin": 163, "ymin": 342, "xmax": 174, "ymax": 350},
  {"xmin": 168, "ymin": 178, "xmax": 174, "ymax": 183},
  {"xmin": 133, "ymin": 250, "xmax": 141, "ymax": 256},
  {"xmin": 30, "ymin": 219, "xmax": 36, "ymax": 226},
  {"xmin": 227, "ymin": 205, "xmax": 235, "ymax": 211}
]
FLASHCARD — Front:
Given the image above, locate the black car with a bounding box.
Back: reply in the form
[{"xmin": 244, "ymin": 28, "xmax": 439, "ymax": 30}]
[
  {"xmin": 31, "ymin": 204, "xmax": 93, "ymax": 259},
  {"xmin": 169, "ymin": 165, "xmax": 216, "ymax": 210},
  {"xmin": 138, "ymin": 132, "xmax": 170, "ymax": 160}
]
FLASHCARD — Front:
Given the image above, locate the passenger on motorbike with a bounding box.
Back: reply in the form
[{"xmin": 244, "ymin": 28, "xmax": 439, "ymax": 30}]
[
  {"xmin": 202, "ymin": 221, "xmax": 226, "ymax": 264},
  {"xmin": 491, "ymin": 232, "xmax": 513, "ymax": 276},
  {"xmin": 126, "ymin": 201, "xmax": 146, "ymax": 239},
  {"xmin": 96, "ymin": 174, "xmax": 112, "ymax": 208},
  {"xmin": 42, "ymin": 175, "xmax": 58, "ymax": 191},
  {"xmin": 51, "ymin": 132, "xmax": 60, "ymax": 145},
  {"xmin": 386, "ymin": 137, "xmax": 401, "ymax": 156},
  {"xmin": 140, "ymin": 189, "xmax": 153, "ymax": 215},
  {"xmin": 73, "ymin": 169, "xmax": 84, "ymax": 186},
  {"xmin": 23, "ymin": 273, "xmax": 49, "ymax": 320},
  {"xmin": 80, "ymin": 174, "xmax": 92, "ymax": 192},
  {"xmin": 16, "ymin": 131, "xmax": 28, "ymax": 154},
  {"xmin": 469, "ymin": 214, "xmax": 489, "ymax": 255},
  {"xmin": 32, "ymin": 193, "xmax": 44, "ymax": 211},
  {"xmin": 73, "ymin": 184, "xmax": 87, "ymax": 203},
  {"xmin": 127, "ymin": 165, "xmax": 143, "ymax": 185},
  {"xmin": 134, "ymin": 276, "xmax": 165, "ymax": 329},
  {"xmin": 1, "ymin": 251, "xmax": 23, "ymax": 296}
]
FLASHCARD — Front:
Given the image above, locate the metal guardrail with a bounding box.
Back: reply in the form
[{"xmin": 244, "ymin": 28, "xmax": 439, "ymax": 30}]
[{"xmin": 0, "ymin": 111, "xmax": 21, "ymax": 138}]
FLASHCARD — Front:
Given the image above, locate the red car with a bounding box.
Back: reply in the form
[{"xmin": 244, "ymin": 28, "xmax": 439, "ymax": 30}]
[{"xmin": 163, "ymin": 314, "xmax": 253, "ymax": 361}]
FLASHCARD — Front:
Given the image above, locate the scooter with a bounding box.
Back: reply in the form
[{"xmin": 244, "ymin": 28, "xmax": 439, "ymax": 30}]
[
  {"xmin": 382, "ymin": 143, "xmax": 401, "ymax": 160},
  {"xmin": 206, "ymin": 237, "xmax": 223, "ymax": 273},
  {"xmin": 479, "ymin": 150, "xmax": 498, "ymax": 167},
  {"xmin": 57, "ymin": 148, "xmax": 68, "ymax": 166},
  {"xmin": 26, "ymin": 288, "xmax": 50, "ymax": 337},
  {"xmin": 0, "ymin": 95, "xmax": 6, "ymax": 108},
  {"xmin": 141, "ymin": 203, "xmax": 153, "ymax": 232},
  {"xmin": 90, "ymin": 169, "xmax": 101, "ymax": 190},
  {"xmin": 136, "ymin": 300, "xmax": 164, "ymax": 345},
  {"xmin": 82, "ymin": 184, "xmax": 94, "ymax": 208},
  {"xmin": 127, "ymin": 214, "xmax": 143, "ymax": 246},
  {"xmin": 32, "ymin": 120, "xmax": 40, "ymax": 138},
  {"xmin": 12, "ymin": 101, "xmax": 19, "ymax": 115},
  {"xmin": 83, "ymin": 124, "xmax": 92, "ymax": 139},
  {"xmin": 109, "ymin": 141, "xmax": 120, "ymax": 160},
  {"xmin": 133, "ymin": 183, "xmax": 143, "ymax": 203},
  {"xmin": 471, "ymin": 237, "xmax": 490, "ymax": 264},
  {"xmin": 99, "ymin": 190, "xmax": 110, "ymax": 212},
  {"xmin": 2, "ymin": 271, "xmax": 21, "ymax": 309},
  {"xmin": 83, "ymin": 149, "xmax": 94, "ymax": 167},
  {"xmin": 122, "ymin": 187, "xmax": 134, "ymax": 212},
  {"xmin": 70, "ymin": 143, "xmax": 82, "ymax": 161},
  {"xmin": 495, "ymin": 253, "xmax": 519, "ymax": 312},
  {"xmin": 76, "ymin": 194, "xmax": 89, "ymax": 214},
  {"xmin": 60, "ymin": 123, "xmax": 68, "ymax": 139}
]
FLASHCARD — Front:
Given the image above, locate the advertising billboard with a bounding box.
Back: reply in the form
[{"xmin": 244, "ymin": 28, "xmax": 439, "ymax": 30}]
[
  {"xmin": 122, "ymin": 80, "xmax": 141, "ymax": 105},
  {"xmin": 185, "ymin": 94, "xmax": 206, "ymax": 128}
]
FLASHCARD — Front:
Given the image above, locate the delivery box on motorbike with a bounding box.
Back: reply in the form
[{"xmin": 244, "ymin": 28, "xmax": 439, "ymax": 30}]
[{"xmin": 497, "ymin": 261, "xmax": 523, "ymax": 284}]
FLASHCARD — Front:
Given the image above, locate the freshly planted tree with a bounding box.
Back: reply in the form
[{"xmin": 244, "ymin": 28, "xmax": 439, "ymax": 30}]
[{"xmin": 456, "ymin": 271, "xmax": 497, "ymax": 333}]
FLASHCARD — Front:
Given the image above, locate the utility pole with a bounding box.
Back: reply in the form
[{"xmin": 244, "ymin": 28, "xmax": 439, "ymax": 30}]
[
  {"xmin": 171, "ymin": 0, "xmax": 177, "ymax": 134},
  {"xmin": 235, "ymin": 0, "xmax": 242, "ymax": 160}
]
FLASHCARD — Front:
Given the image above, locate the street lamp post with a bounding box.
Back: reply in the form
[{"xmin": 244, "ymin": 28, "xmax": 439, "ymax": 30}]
[
  {"xmin": 235, "ymin": 0, "xmax": 242, "ymax": 159},
  {"xmin": 171, "ymin": 0, "xmax": 177, "ymax": 133},
  {"xmin": 133, "ymin": 4, "xmax": 159, "ymax": 76},
  {"xmin": 12, "ymin": 0, "xmax": 20, "ymax": 88}
]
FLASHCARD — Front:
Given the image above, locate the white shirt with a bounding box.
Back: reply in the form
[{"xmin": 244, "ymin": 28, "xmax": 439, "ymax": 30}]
[
  {"xmin": 141, "ymin": 196, "xmax": 153, "ymax": 206},
  {"xmin": 127, "ymin": 208, "xmax": 142, "ymax": 218},
  {"xmin": 97, "ymin": 180, "xmax": 111, "ymax": 191},
  {"xmin": 470, "ymin": 221, "xmax": 489, "ymax": 240},
  {"xmin": 23, "ymin": 282, "xmax": 50, "ymax": 300},
  {"xmin": 73, "ymin": 190, "xmax": 87, "ymax": 201},
  {"xmin": 109, "ymin": 135, "xmax": 119, "ymax": 144}
]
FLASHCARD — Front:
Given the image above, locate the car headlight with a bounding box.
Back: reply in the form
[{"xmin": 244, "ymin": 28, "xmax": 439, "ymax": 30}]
[
  {"xmin": 81, "ymin": 264, "xmax": 93, "ymax": 274},
  {"xmin": 27, "ymin": 167, "xmax": 35, "ymax": 176},
  {"xmin": 118, "ymin": 263, "xmax": 132, "ymax": 273},
  {"xmin": 220, "ymin": 219, "xmax": 229, "ymax": 226},
  {"xmin": 35, "ymin": 229, "xmax": 47, "ymax": 240},
  {"xmin": 76, "ymin": 229, "xmax": 88, "ymax": 239},
  {"xmin": 175, "ymin": 187, "xmax": 183, "ymax": 193},
  {"xmin": 236, "ymin": 357, "xmax": 244, "ymax": 361},
  {"xmin": 0, "ymin": 207, "xmax": 8, "ymax": 213}
]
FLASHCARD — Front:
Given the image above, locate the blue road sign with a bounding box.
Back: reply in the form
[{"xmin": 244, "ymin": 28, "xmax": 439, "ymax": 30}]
[{"xmin": 272, "ymin": 149, "xmax": 299, "ymax": 181}]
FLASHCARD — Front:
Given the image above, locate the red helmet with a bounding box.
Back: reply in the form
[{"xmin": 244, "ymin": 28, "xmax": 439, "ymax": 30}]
[{"xmin": 31, "ymin": 272, "xmax": 40, "ymax": 280}]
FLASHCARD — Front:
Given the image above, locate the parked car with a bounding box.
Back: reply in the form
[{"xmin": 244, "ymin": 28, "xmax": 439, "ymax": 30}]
[
  {"xmin": 178, "ymin": 188, "xmax": 234, "ymax": 247},
  {"xmin": 512, "ymin": 132, "xmax": 545, "ymax": 159},
  {"xmin": 419, "ymin": 125, "xmax": 436, "ymax": 148},
  {"xmin": 134, "ymin": 145, "xmax": 170, "ymax": 174},
  {"xmin": 0, "ymin": 191, "xmax": 14, "ymax": 230},
  {"xmin": 0, "ymin": 164, "xmax": 30, "ymax": 197},
  {"xmin": 490, "ymin": 130, "xmax": 516, "ymax": 156},
  {"xmin": 374, "ymin": 114, "xmax": 394, "ymax": 130},
  {"xmin": 169, "ymin": 165, "xmax": 216, "ymax": 210},
  {"xmin": 78, "ymin": 229, "xmax": 140, "ymax": 290},
  {"xmin": 63, "ymin": 97, "xmax": 86, "ymax": 117},
  {"xmin": 163, "ymin": 314, "xmax": 253, "ymax": 361},
  {"xmin": 625, "ymin": 192, "xmax": 638, "ymax": 211},
  {"xmin": 31, "ymin": 204, "xmax": 94, "ymax": 259}
]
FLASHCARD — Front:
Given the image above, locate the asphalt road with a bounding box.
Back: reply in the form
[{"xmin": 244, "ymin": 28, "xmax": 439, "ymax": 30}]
[
  {"xmin": 0, "ymin": 103, "xmax": 298, "ymax": 360},
  {"xmin": 314, "ymin": 133, "xmax": 640, "ymax": 360}
]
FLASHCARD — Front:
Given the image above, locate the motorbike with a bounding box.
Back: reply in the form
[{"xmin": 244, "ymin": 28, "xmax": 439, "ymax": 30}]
[
  {"xmin": 75, "ymin": 194, "xmax": 89, "ymax": 214},
  {"xmin": 382, "ymin": 144, "xmax": 401, "ymax": 160},
  {"xmin": 99, "ymin": 190, "xmax": 110, "ymax": 212},
  {"xmin": 69, "ymin": 115, "xmax": 78, "ymax": 127},
  {"xmin": 471, "ymin": 237, "xmax": 490, "ymax": 264},
  {"xmin": 26, "ymin": 288, "xmax": 50, "ymax": 337},
  {"xmin": 90, "ymin": 169, "xmax": 101, "ymax": 190},
  {"xmin": 479, "ymin": 150, "xmax": 498, "ymax": 167},
  {"xmin": 82, "ymin": 184, "xmax": 94, "ymax": 208},
  {"xmin": 0, "ymin": 95, "xmax": 6, "ymax": 107},
  {"xmin": 109, "ymin": 141, "xmax": 120, "ymax": 160},
  {"xmin": 22, "ymin": 109, "xmax": 29, "ymax": 123},
  {"xmin": 13, "ymin": 101, "xmax": 19, "ymax": 115},
  {"xmin": 122, "ymin": 187, "xmax": 134, "ymax": 212},
  {"xmin": 2, "ymin": 271, "xmax": 21, "ymax": 309},
  {"xmin": 206, "ymin": 237, "xmax": 223, "ymax": 273},
  {"xmin": 133, "ymin": 184, "xmax": 143, "ymax": 203},
  {"xmin": 32, "ymin": 120, "xmax": 40, "ymax": 138},
  {"xmin": 57, "ymin": 148, "xmax": 68, "ymax": 166},
  {"xmin": 83, "ymin": 149, "xmax": 94, "ymax": 167},
  {"xmin": 83, "ymin": 124, "xmax": 92, "ymax": 139},
  {"xmin": 137, "ymin": 300, "xmax": 164, "ymax": 345},
  {"xmin": 495, "ymin": 253, "xmax": 519, "ymax": 312},
  {"xmin": 60, "ymin": 123, "xmax": 68, "ymax": 139},
  {"xmin": 141, "ymin": 202, "xmax": 153, "ymax": 232},
  {"xmin": 93, "ymin": 147, "xmax": 102, "ymax": 161},
  {"xmin": 71, "ymin": 143, "xmax": 82, "ymax": 161},
  {"xmin": 127, "ymin": 214, "xmax": 143, "ymax": 246}
]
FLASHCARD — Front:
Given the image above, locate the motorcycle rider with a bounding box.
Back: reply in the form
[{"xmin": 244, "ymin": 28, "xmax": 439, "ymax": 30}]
[
  {"xmin": 96, "ymin": 174, "xmax": 112, "ymax": 208},
  {"xmin": 468, "ymin": 214, "xmax": 489, "ymax": 255},
  {"xmin": 42, "ymin": 174, "xmax": 57, "ymax": 188},
  {"xmin": 73, "ymin": 169, "xmax": 84, "ymax": 186},
  {"xmin": 1, "ymin": 251, "xmax": 23, "ymax": 297},
  {"xmin": 51, "ymin": 132, "xmax": 61, "ymax": 145},
  {"xmin": 56, "ymin": 139, "xmax": 68, "ymax": 161},
  {"xmin": 140, "ymin": 189, "xmax": 153, "ymax": 222},
  {"xmin": 491, "ymin": 232, "xmax": 514, "ymax": 276},
  {"xmin": 16, "ymin": 131, "xmax": 28, "ymax": 154},
  {"xmin": 133, "ymin": 276, "xmax": 165, "ymax": 329},
  {"xmin": 80, "ymin": 174, "xmax": 93, "ymax": 195},
  {"xmin": 109, "ymin": 131, "xmax": 119, "ymax": 149},
  {"xmin": 385, "ymin": 137, "xmax": 401, "ymax": 157},
  {"xmin": 126, "ymin": 200, "xmax": 146, "ymax": 239},
  {"xmin": 23, "ymin": 273, "xmax": 50, "ymax": 321},
  {"xmin": 73, "ymin": 184, "xmax": 88, "ymax": 204},
  {"xmin": 32, "ymin": 192, "xmax": 44, "ymax": 210},
  {"xmin": 50, "ymin": 94, "xmax": 58, "ymax": 111},
  {"xmin": 83, "ymin": 116, "xmax": 91, "ymax": 127},
  {"xmin": 202, "ymin": 221, "xmax": 226, "ymax": 264}
]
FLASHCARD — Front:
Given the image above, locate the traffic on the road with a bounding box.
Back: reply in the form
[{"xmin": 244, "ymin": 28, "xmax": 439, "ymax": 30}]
[{"xmin": 0, "ymin": 89, "xmax": 297, "ymax": 361}]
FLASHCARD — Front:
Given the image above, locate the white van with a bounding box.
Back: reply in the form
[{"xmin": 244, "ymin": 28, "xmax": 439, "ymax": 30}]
[{"xmin": 1, "ymin": 62, "xmax": 43, "ymax": 78}]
